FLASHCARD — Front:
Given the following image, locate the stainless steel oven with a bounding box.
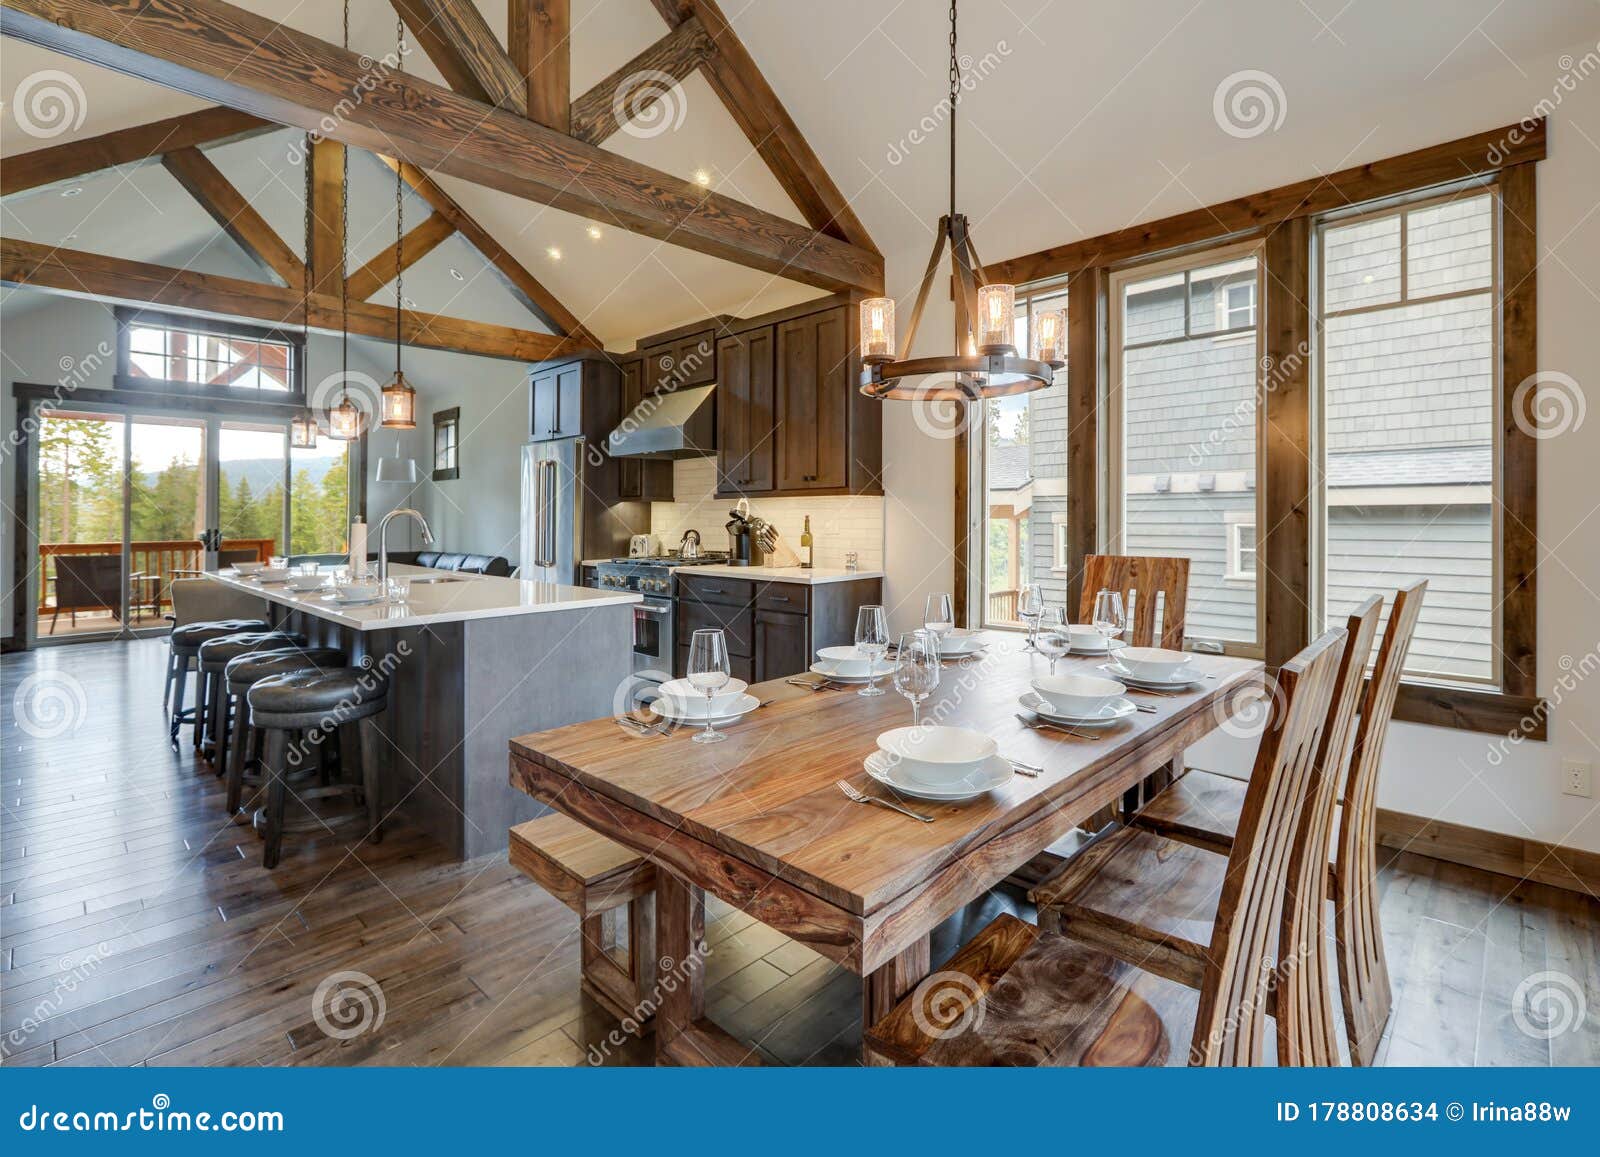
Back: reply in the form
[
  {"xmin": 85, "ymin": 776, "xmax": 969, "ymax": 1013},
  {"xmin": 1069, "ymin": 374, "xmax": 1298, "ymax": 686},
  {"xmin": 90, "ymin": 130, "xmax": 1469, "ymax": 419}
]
[{"xmin": 590, "ymin": 553, "xmax": 733, "ymax": 680}]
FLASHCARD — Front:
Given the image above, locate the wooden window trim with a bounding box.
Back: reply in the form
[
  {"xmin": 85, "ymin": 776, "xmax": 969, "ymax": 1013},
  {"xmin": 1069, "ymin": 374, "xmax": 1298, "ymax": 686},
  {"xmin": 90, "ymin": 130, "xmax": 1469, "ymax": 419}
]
[
  {"xmin": 964, "ymin": 122, "xmax": 1544, "ymax": 740},
  {"xmin": 115, "ymin": 306, "xmax": 305, "ymax": 401},
  {"xmin": 432, "ymin": 406, "xmax": 461, "ymax": 482}
]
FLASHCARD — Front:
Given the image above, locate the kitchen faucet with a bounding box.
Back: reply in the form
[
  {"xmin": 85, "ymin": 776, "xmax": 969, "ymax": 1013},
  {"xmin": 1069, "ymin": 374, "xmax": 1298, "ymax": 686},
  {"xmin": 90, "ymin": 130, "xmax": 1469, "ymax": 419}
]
[{"xmin": 377, "ymin": 507, "xmax": 435, "ymax": 586}]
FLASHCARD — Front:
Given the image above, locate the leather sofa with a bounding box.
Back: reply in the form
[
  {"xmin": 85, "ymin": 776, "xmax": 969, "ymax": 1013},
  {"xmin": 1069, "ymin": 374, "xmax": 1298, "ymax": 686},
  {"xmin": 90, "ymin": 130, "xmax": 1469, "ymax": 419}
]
[{"xmin": 369, "ymin": 550, "xmax": 513, "ymax": 577}]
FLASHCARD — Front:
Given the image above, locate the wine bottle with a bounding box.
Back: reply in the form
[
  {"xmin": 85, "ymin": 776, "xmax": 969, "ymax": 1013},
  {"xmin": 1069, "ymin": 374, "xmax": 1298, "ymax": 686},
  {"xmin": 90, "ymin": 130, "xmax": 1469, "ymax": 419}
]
[{"xmin": 800, "ymin": 516, "xmax": 814, "ymax": 569}]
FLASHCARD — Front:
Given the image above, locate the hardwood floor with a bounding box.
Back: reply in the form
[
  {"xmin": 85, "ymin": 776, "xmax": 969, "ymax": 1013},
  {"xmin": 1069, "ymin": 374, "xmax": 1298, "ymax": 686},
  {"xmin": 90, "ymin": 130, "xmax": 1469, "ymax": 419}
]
[{"xmin": 2, "ymin": 638, "xmax": 1595, "ymax": 1066}]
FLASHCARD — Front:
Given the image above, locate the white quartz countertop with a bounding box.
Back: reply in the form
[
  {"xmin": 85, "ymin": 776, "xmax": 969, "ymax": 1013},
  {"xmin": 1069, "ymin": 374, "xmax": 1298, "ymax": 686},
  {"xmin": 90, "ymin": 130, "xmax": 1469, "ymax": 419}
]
[
  {"xmin": 207, "ymin": 564, "xmax": 639, "ymax": 631},
  {"xmin": 580, "ymin": 559, "xmax": 882, "ymax": 585}
]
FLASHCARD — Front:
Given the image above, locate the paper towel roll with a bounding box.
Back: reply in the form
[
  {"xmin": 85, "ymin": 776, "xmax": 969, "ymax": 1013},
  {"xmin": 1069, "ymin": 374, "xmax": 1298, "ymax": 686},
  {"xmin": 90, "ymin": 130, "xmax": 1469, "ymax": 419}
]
[{"xmin": 349, "ymin": 520, "xmax": 367, "ymax": 576}]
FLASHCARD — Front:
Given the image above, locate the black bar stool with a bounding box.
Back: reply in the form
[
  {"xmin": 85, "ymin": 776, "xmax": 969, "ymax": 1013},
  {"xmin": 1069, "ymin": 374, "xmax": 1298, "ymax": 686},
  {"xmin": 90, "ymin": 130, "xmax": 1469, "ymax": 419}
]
[
  {"xmin": 197, "ymin": 631, "xmax": 307, "ymax": 776},
  {"xmin": 247, "ymin": 668, "xmax": 391, "ymax": 869},
  {"xmin": 222, "ymin": 645, "xmax": 345, "ymax": 822},
  {"xmin": 167, "ymin": 618, "xmax": 268, "ymax": 746}
]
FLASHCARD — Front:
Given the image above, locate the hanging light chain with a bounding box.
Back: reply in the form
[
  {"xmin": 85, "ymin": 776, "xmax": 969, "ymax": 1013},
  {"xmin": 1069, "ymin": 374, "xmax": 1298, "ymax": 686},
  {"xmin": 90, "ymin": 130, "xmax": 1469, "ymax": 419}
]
[
  {"xmin": 393, "ymin": 13, "xmax": 405, "ymax": 372},
  {"xmin": 340, "ymin": 0, "xmax": 350, "ymax": 390},
  {"xmin": 948, "ymin": 0, "xmax": 958, "ymax": 223}
]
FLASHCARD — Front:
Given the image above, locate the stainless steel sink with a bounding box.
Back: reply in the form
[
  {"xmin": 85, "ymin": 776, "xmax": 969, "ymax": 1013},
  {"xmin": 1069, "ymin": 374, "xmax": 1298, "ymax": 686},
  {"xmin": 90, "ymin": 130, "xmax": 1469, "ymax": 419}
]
[{"xmin": 409, "ymin": 574, "xmax": 470, "ymax": 584}]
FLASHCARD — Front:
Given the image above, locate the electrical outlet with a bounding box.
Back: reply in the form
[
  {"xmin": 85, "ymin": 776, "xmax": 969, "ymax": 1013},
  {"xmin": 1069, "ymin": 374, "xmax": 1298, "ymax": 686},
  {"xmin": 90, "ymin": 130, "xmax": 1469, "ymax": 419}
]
[{"xmin": 1562, "ymin": 759, "xmax": 1592, "ymax": 798}]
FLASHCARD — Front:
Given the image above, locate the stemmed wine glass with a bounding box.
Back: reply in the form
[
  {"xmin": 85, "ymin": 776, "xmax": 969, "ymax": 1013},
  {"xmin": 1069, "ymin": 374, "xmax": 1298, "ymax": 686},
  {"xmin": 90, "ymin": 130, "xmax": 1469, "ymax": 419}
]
[
  {"xmin": 686, "ymin": 628, "xmax": 731, "ymax": 744},
  {"xmin": 924, "ymin": 592, "xmax": 954, "ymax": 640},
  {"xmin": 1037, "ymin": 607, "xmax": 1072, "ymax": 675},
  {"xmin": 855, "ymin": 605, "xmax": 889, "ymax": 697},
  {"xmin": 1092, "ymin": 590, "xmax": 1127, "ymax": 660},
  {"xmin": 1018, "ymin": 585, "xmax": 1044, "ymax": 652},
  {"xmin": 893, "ymin": 630, "xmax": 941, "ymax": 727}
]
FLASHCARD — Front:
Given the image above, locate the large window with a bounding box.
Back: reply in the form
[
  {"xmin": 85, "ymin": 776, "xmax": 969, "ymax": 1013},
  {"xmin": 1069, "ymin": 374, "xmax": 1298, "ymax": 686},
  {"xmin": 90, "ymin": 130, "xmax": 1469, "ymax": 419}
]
[
  {"xmin": 116, "ymin": 308, "xmax": 303, "ymax": 400},
  {"xmin": 981, "ymin": 284, "xmax": 1067, "ymax": 626},
  {"xmin": 1316, "ymin": 191, "xmax": 1497, "ymax": 684},
  {"xmin": 1109, "ymin": 245, "xmax": 1263, "ymax": 651}
]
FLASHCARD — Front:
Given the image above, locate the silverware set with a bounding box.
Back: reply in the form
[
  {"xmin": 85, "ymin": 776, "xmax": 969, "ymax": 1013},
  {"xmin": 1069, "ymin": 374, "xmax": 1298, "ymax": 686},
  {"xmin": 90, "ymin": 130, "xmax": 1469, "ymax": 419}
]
[
  {"xmin": 1015, "ymin": 712, "xmax": 1105, "ymax": 740},
  {"xmin": 786, "ymin": 676, "xmax": 847, "ymax": 691},
  {"xmin": 836, "ymin": 779, "xmax": 933, "ymax": 822},
  {"xmin": 616, "ymin": 699, "xmax": 774, "ymax": 737}
]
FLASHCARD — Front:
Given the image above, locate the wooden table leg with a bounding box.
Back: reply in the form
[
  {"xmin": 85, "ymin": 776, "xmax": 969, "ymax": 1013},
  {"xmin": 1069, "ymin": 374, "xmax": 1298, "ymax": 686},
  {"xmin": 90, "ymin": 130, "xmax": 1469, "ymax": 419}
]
[
  {"xmin": 862, "ymin": 935, "xmax": 932, "ymax": 1031},
  {"xmin": 653, "ymin": 869, "xmax": 758, "ymax": 1066}
]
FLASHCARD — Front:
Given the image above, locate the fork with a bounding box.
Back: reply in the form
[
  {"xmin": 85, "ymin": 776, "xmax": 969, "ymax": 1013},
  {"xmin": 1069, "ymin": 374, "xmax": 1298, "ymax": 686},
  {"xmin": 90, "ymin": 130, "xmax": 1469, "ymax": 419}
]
[
  {"xmin": 836, "ymin": 779, "xmax": 934, "ymax": 822},
  {"xmin": 1014, "ymin": 713, "xmax": 1103, "ymax": 740},
  {"xmin": 1007, "ymin": 757, "xmax": 1042, "ymax": 777}
]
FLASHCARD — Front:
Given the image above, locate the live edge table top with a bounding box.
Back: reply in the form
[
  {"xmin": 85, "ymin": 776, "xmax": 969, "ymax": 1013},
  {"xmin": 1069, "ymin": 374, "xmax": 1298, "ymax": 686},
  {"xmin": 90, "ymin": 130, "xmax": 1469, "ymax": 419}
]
[{"xmin": 509, "ymin": 639, "xmax": 1264, "ymax": 974}]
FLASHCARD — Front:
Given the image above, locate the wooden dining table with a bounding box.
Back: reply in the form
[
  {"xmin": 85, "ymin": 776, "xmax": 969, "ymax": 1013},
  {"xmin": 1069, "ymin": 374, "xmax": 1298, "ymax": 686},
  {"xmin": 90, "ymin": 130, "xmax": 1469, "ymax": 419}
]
[{"xmin": 508, "ymin": 635, "xmax": 1265, "ymax": 1065}]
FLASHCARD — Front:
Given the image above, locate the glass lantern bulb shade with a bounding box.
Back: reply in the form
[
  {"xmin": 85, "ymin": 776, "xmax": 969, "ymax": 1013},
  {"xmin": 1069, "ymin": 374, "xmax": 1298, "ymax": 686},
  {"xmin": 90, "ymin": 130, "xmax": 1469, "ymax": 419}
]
[
  {"xmin": 290, "ymin": 412, "xmax": 319, "ymax": 449},
  {"xmin": 328, "ymin": 395, "xmax": 362, "ymax": 441},
  {"xmin": 977, "ymin": 284, "xmax": 1016, "ymax": 350},
  {"xmin": 381, "ymin": 370, "xmax": 416, "ymax": 429},
  {"xmin": 860, "ymin": 297, "xmax": 895, "ymax": 361},
  {"xmin": 1033, "ymin": 307, "xmax": 1066, "ymax": 363}
]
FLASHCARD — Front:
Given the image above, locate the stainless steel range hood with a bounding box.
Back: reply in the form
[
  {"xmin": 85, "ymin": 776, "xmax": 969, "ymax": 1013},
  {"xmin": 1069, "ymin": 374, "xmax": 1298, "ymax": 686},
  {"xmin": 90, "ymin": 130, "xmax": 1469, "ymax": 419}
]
[{"xmin": 606, "ymin": 383, "xmax": 716, "ymax": 460}]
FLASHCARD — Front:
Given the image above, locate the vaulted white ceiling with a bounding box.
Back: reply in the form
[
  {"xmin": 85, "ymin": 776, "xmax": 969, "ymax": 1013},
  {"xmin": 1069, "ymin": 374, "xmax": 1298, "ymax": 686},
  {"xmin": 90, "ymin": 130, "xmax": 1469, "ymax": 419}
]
[{"xmin": 4, "ymin": 0, "xmax": 1599, "ymax": 348}]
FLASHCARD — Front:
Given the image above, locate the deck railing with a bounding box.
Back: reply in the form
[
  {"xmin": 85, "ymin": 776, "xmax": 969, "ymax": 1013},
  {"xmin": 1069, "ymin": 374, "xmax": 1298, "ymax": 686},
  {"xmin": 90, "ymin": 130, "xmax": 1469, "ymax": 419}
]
[
  {"xmin": 38, "ymin": 538, "xmax": 276, "ymax": 613},
  {"xmin": 987, "ymin": 587, "xmax": 1020, "ymax": 624}
]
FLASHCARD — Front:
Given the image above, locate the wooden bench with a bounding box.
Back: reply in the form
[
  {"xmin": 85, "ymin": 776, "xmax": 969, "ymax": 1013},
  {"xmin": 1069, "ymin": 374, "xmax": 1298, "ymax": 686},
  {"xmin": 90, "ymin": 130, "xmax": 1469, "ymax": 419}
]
[{"xmin": 509, "ymin": 813, "xmax": 657, "ymax": 1026}]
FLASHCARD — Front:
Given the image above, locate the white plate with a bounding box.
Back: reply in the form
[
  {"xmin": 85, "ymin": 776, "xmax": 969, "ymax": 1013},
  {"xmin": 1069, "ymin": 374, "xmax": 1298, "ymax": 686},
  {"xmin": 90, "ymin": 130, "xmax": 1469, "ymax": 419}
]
[
  {"xmin": 1019, "ymin": 691, "xmax": 1138, "ymax": 727},
  {"xmin": 1098, "ymin": 661, "xmax": 1205, "ymax": 690},
  {"xmin": 864, "ymin": 751, "xmax": 1012, "ymax": 801},
  {"xmin": 1067, "ymin": 637, "xmax": 1127, "ymax": 656},
  {"xmin": 649, "ymin": 692, "xmax": 761, "ymax": 724},
  {"xmin": 810, "ymin": 659, "xmax": 894, "ymax": 683},
  {"xmin": 932, "ymin": 630, "xmax": 986, "ymax": 655}
]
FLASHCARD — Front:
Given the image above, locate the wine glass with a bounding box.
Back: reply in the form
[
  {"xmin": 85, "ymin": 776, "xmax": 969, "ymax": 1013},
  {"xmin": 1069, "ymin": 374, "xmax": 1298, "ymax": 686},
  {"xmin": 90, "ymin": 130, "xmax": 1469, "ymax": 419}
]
[
  {"xmin": 1092, "ymin": 589, "xmax": 1127, "ymax": 660},
  {"xmin": 1037, "ymin": 607, "xmax": 1072, "ymax": 675},
  {"xmin": 1018, "ymin": 585, "xmax": 1044, "ymax": 651},
  {"xmin": 854, "ymin": 605, "xmax": 889, "ymax": 697},
  {"xmin": 686, "ymin": 628, "xmax": 731, "ymax": 745},
  {"xmin": 893, "ymin": 630, "xmax": 941, "ymax": 727},
  {"xmin": 923, "ymin": 593, "xmax": 955, "ymax": 639}
]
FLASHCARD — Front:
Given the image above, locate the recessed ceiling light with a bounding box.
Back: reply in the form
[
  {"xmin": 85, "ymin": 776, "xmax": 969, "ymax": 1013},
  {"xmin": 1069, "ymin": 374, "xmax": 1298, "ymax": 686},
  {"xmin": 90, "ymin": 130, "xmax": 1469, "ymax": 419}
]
[
  {"xmin": 449, "ymin": 268, "xmax": 464, "ymax": 281},
  {"xmin": 62, "ymin": 232, "xmax": 77, "ymax": 242},
  {"xmin": 586, "ymin": 226, "xmax": 602, "ymax": 241},
  {"xmin": 546, "ymin": 247, "xmax": 562, "ymax": 261},
  {"xmin": 60, "ymin": 186, "xmax": 83, "ymax": 198},
  {"xmin": 693, "ymin": 168, "xmax": 712, "ymax": 187}
]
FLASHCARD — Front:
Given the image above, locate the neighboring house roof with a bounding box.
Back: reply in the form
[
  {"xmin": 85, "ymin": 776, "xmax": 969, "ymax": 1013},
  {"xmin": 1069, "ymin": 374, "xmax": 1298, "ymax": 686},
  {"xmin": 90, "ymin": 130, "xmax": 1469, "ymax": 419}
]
[
  {"xmin": 1327, "ymin": 446, "xmax": 1491, "ymax": 488},
  {"xmin": 988, "ymin": 441, "xmax": 1033, "ymax": 491}
]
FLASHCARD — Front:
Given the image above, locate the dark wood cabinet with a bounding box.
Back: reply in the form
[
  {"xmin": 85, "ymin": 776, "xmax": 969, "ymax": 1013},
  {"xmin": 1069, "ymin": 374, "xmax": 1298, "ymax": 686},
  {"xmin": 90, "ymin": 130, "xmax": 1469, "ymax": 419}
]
[
  {"xmin": 644, "ymin": 329, "xmax": 715, "ymax": 393},
  {"xmin": 616, "ymin": 358, "xmax": 674, "ymax": 501},
  {"xmin": 776, "ymin": 308, "xmax": 850, "ymax": 491},
  {"xmin": 753, "ymin": 609, "xmax": 809, "ymax": 682},
  {"xmin": 672, "ymin": 573, "xmax": 882, "ymax": 682},
  {"xmin": 715, "ymin": 327, "xmax": 775, "ymax": 493},
  {"xmin": 529, "ymin": 360, "xmax": 584, "ymax": 441}
]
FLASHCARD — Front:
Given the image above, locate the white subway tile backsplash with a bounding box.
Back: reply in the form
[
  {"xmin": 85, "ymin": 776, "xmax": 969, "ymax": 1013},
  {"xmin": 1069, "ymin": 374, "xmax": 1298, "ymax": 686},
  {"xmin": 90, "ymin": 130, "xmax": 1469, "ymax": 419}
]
[{"xmin": 650, "ymin": 458, "xmax": 884, "ymax": 569}]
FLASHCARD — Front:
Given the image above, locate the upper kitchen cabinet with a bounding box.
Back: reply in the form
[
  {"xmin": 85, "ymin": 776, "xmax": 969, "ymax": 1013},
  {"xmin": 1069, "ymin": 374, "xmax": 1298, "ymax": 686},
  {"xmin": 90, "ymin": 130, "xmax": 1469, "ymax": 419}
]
[
  {"xmin": 716, "ymin": 303, "xmax": 880, "ymax": 497},
  {"xmin": 528, "ymin": 359, "xmax": 587, "ymax": 441},
  {"xmin": 643, "ymin": 328, "xmax": 717, "ymax": 393},
  {"xmin": 616, "ymin": 358, "xmax": 674, "ymax": 501}
]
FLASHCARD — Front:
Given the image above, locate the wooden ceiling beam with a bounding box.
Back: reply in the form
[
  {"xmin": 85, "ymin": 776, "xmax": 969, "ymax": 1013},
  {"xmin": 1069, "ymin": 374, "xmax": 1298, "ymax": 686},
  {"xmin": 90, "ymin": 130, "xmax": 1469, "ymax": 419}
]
[
  {"xmin": 344, "ymin": 212, "xmax": 457, "ymax": 302},
  {"xmin": 306, "ymin": 139, "xmax": 346, "ymax": 298},
  {"xmin": 389, "ymin": 0, "xmax": 526, "ymax": 112},
  {"xmin": 378, "ymin": 156, "xmax": 599, "ymax": 346},
  {"xmin": 649, "ymin": 0, "xmax": 878, "ymax": 254},
  {"xmin": 569, "ymin": 15, "xmax": 714, "ymax": 145},
  {"xmin": 1, "ymin": 237, "xmax": 590, "ymax": 362},
  {"xmin": 160, "ymin": 145, "xmax": 306, "ymax": 287},
  {"xmin": 1, "ymin": 105, "xmax": 271, "ymax": 197},
  {"xmin": 2, "ymin": 0, "xmax": 883, "ymax": 296},
  {"xmin": 509, "ymin": 0, "xmax": 570, "ymax": 133}
]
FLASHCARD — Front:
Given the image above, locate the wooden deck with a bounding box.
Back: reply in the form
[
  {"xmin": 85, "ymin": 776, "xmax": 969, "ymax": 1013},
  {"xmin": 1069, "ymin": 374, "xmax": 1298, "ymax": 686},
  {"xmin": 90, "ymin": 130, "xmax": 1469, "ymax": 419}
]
[{"xmin": 1, "ymin": 638, "xmax": 1595, "ymax": 1067}]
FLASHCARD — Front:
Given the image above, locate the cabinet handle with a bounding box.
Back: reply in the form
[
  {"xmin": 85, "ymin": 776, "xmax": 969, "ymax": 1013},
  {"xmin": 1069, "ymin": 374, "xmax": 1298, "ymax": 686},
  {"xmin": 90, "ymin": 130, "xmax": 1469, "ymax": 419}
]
[{"xmin": 771, "ymin": 595, "xmax": 790, "ymax": 603}]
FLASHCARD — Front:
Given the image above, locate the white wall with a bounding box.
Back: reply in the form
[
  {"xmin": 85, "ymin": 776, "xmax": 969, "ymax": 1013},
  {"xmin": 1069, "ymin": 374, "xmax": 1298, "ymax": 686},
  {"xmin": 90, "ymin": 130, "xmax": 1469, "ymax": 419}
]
[{"xmin": 877, "ymin": 35, "xmax": 1600, "ymax": 855}]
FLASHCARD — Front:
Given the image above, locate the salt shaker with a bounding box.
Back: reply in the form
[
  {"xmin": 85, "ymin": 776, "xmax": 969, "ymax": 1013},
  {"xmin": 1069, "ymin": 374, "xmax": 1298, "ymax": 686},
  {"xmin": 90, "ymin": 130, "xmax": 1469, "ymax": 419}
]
[{"xmin": 844, "ymin": 550, "xmax": 859, "ymax": 572}]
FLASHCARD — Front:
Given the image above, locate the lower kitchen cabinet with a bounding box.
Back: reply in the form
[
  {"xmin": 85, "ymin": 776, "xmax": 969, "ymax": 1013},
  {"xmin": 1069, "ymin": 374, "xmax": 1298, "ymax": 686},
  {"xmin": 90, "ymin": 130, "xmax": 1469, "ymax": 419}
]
[
  {"xmin": 673, "ymin": 574, "xmax": 883, "ymax": 681},
  {"xmin": 753, "ymin": 609, "xmax": 809, "ymax": 682}
]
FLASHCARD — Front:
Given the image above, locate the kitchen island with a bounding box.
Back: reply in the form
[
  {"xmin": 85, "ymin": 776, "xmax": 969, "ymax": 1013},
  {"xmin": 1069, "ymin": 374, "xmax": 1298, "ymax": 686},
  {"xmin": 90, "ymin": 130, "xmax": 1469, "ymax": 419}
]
[{"xmin": 206, "ymin": 565, "xmax": 639, "ymax": 858}]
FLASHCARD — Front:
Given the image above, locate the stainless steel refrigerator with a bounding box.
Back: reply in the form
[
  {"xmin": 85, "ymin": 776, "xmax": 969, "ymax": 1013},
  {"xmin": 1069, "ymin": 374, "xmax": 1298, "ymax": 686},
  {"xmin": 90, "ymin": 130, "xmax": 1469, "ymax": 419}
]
[{"xmin": 520, "ymin": 438, "xmax": 585, "ymax": 584}]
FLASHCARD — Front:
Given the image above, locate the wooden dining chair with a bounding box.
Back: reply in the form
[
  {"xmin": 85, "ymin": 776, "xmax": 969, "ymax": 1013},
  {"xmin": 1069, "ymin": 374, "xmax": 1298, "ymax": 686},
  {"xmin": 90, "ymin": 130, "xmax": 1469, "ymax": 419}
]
[
  {"xmin": 864, "ymin": 628, "xmax": 1348, "ymax": 1066},
  {"xmin": 1030, "ymin": 596, "xmax": 1380, "ymax": 1065},
  {"xmin": 1077, "ymin": 554, "xmax": 1189, "ymax": 649}
]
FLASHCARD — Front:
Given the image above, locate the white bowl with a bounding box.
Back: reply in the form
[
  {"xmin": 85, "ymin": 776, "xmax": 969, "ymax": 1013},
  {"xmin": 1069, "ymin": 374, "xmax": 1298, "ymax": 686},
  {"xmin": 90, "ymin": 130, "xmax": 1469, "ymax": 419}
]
[
  {"xmin": 1068, "ymin": 624, "xmax": 1119, "ymax": 651},
  {"xmin": 1115, "ymin": 646, "xmax": 1192, "ymax": 681},
  {"xmin": 935, "ymin": 630, "xmax": 985, "ymax": 655},
  {"xmin": 657, "ymin": 677, "xmax": 748, "ymax": 715},
  {"xmin": 286, "ymin": 574, "xmax": 326, "ymax": 592},
  {"xmin": 255, "ymin": 567, "xmax": 291, "ymax": 583},
  {"xmin": 817, "ymin": 645, "xmax": 880, "ymax": 677},
  {"xmin": 232, "ymin": 561, "xmax": 265, "ymax": 575},
  {"xmin": 1031, "ymin": 673, "xmax": 1126, "ymax": 718},
  {"xmin": 876, "ymin": 726, "xmax": 998, "ymax": 787},
  {"xmin": 335, "ymin": 581, "xmax": 382, "ymax": 602}
]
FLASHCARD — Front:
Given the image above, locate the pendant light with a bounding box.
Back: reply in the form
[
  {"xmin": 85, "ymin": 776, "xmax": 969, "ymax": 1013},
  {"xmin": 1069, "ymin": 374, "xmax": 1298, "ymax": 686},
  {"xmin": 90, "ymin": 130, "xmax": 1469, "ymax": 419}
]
[
  {"xmin": 291, "ymin": 133, "xmax": 319, "ymax": 451},
  {"xmin": 380, "ymin": 14, "xmax": 416, "ymax": 434},
  {"xmin": 859, "ymin": 0, "xmax": 1062, "ymax": 402},
  {"xmin": 328, "ymin": 0, "xmax": 361, "ymax": 442}
]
